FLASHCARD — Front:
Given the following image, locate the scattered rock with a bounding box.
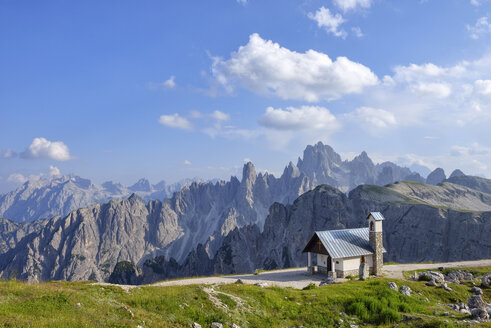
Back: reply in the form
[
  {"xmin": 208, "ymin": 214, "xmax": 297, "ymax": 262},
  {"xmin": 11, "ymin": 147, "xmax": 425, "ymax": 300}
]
[
  {"xmin": 192, "ymin": 323, "xmax": 201, "ymax": 328},
  {"xmin": 231, "ymin": 324, "xmax": 241, "ymax": 328},
  {"xmin": 76, "ymin": 302, "xmax": 82, "ymax": 308},
  {"xmin": 460, "ymin": 308, "xmax": 471, "ymax": 315},
  {"xmin": 388, "ymin": 282, "xmax": 398, "ymax": 291},
  {"xmin": 468, "ymin": 295, "xmax": 487, "ymax": 309},
  {"xmin": 235, "ymin": 279, "xmax": 243, "ymax": 284},
  {"xmin": 439, "ymin": 282, "xmax": 453, "ymax": 291},
  {"xmin": 423, "ymin": 271, "xmax": 445, "ymax": 283},
  {"xmin": 319, "ymin": 277, "xmax": 336, "ymax": 286},
  {"xmin": 424, "ymin": 297, "xmax": 429, "ymax": 303},
  {"xmin": 254, "ymin": 282, "xmax": 268, "ymax": 288},
  {"xmin": 443, "ymin": 312, "xmax": 449, "ymax": 316},
  {"xmin": 471, "ymin": 308, "xmax": 489, "ymax": 320},
  {"xmin": 121, "ymin": 305, "xmax": 134, "ymax": 318},
  {"xmin": 471, "ymin": 286, "xmax": 483, "ymax": 295},
  {"xmin": 482, "ymin": 272, "xmax": 491, "ymax": 288},
  {"xmin": 400, "ymin": 286, "xmax": 411, "ymax": 296},
  {"xmin": 210, "ymin": 323, "xmax": 223, "ymax": 328},
  {"xmin": 426, "ymin": 279, "xmax": 438, "ymax": 287}
]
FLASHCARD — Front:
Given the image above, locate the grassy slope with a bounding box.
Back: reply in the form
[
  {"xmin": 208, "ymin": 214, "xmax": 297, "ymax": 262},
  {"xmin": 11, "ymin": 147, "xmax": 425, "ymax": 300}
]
[{"xmin": 0, "ymin": 268, "xmax": 489, "ymax": 328}]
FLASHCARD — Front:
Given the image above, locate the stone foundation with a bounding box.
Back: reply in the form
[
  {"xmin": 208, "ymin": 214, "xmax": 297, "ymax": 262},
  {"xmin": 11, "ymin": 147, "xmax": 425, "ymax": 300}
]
[
  {"xmin": 307, "ymin": 266, "xmax": 315, "ymax": 275},
  {"xmin": 336, "ymin": 269, "xmax": 359, "ymax": 278},
  {"xmin": 328, "ymin": 271, "xmax": 337, "ymax": 278},
  {"xmin": 318, "ymin": 265, "xmax": 328, "ymax": 274}
]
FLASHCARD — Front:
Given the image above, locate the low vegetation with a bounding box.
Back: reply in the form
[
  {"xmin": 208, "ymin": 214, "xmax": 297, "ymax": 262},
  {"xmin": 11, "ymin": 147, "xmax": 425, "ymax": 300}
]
[{"xmin": 0, "ymin": 268, "xmax": 488, "ymax": 327}]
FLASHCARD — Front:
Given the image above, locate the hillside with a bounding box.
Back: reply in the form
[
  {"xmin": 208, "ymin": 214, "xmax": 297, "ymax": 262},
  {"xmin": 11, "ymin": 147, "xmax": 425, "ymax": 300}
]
[{"xmin": 0, "ymin": 265, "xmax": 488, "ymax": 327}]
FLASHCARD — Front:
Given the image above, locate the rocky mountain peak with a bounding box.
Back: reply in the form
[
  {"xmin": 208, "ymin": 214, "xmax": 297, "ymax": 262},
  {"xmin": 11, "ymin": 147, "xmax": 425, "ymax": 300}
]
[
  {"xmin": 427, "ymin": 168, "xmax": 446, "ymax": 185},
  {"xmin": 241, "ymin": 162, "xmax": 256, "ymax": 184},
  {"xmin": 450, "ymin": 169, "xmax": 465, "ymax": 179},
  {"xmin": 129, "ymin": 178, "xmax": 153, "ymax": 192}
]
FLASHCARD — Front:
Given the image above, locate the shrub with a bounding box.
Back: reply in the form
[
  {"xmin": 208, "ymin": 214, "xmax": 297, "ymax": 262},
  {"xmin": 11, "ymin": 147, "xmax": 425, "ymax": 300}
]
[
  {"xmin": 418, "ymin": 274, "xmax": 431, "ymax": 282},
  {"xmin": 375, "ymin": 309, "xmax": 401, "ymax": 324},
  {"xmin": 302, "ymin": 283, "xmax": 316, "ymax": 290}
]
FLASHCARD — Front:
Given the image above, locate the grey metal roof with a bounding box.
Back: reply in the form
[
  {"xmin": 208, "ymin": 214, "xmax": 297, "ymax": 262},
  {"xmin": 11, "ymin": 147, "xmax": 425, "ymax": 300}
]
[
  {"xmin": 315, "ymin": 228, "xmax": 386, "ymax": 259},
  {"xmin": 367, "ymin": 212, "xmax": 385, "ymax": 221}
]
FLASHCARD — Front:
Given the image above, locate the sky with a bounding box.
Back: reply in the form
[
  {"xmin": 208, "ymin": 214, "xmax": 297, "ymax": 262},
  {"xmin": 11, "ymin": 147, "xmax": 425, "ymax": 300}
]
[{"xmin": 1, "ymin": 0, "xmax": 491, "ymax": 193}]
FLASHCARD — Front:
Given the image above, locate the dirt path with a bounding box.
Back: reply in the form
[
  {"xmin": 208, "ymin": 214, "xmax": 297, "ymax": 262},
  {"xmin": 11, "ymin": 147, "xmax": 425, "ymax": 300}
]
[{"xmin": 97, "ymin": 259, "xmax": 491, "ymax": 291}]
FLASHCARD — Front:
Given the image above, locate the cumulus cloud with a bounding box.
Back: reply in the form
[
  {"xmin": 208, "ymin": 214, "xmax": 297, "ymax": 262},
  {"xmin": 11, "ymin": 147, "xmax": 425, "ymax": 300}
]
[
  {"xmin": 21, "ymin": 138, "xmax": 71, "ymax": 161},
  {"xmin": 158, "ymin": 113, "xmax": 193, "ymax": 130},
  {"xmin": 212, "ymin": 33, "xmax": 378, "ymax": 102},
  {"xmin": 411, "ymin": 82, "xmax": 451, "ymax": 98},
  {"xmin": 474, "ymin": 79, "xmax": 491, "ymax": 95},
  {"xmin": 259, "ymin": 106, "xmax": 339, "ymax": 131},
  {"xmin": 183, "ymin": 160, "xmax": 192, "ymax": 165},
  {"xmin": 1, "ymin": 149, "xmax": 16, "ymax": 159},
  {"xmin": 467, "ymin": 17, "xmax": 491, "ymax": 39},
  {"xmin": 351, "ymin": 107, "xmax": 397, "ymax": 128},
  {"xmin": 49, "ymin": 165, "xmax": 61, "ymax": 176},
  {"xmin": 308, "ymin": 7, "xmax": 347, "ymax": 38},
  {"xmin": 7, "ymin": 173, "xmax": 27, "ymax": 184},
  {"xmin": 163, "ymin": 76, "xmax": 176, "ymax": 89},
  {"xmin": 211, "ymin": 110, "xmax": 230, "ymax": 121},
  {"xmin": 334, "ymin": 0, "xmax": 372, "ymax": 12}
]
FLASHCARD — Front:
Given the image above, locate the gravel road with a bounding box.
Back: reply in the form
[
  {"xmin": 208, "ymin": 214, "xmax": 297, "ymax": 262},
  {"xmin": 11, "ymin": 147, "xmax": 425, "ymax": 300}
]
[{"xmin": 98, "ymin": 259, "xmax": 491, "ymax": 290}]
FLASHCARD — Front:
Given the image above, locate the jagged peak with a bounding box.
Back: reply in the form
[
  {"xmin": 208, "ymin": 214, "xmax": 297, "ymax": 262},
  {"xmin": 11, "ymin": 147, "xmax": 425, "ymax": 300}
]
[{"xmin": 242, "ymin": 161, "xmax": 256, "ymax": 183}]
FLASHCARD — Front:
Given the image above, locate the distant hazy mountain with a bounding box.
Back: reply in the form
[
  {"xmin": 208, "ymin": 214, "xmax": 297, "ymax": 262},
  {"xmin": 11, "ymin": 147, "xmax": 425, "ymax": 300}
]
[
  {"xmin": 0, "ymin": 175, "xmax": 200, "ymax": 222},
  {"xmin": 0, "ymin": 142, "xmax": 426, "ymax": 224}
]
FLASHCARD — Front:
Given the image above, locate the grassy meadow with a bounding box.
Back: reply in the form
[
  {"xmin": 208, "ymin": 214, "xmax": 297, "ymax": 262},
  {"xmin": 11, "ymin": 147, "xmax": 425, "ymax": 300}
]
[{"xmin": 0, "ymin": 268, "xmax": 488, "ymax": 327}]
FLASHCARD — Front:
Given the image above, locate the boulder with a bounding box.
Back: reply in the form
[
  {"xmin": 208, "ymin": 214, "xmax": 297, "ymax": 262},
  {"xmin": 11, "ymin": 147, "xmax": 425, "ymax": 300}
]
[
  {"xmin": 471, "ymin": 308, "xmax": 489, "ymax": 320},
  {"xmin": 388, "ymin": 282, "xmax": 398, "ymax": 291},
  {"xmin": 482, "ymin": 272, "xmax": 491, "ymax": 288},
  {"xmin": 210, "ymin": 323, "xmax": 223, "ymax": 328},
  {"xmin": 439, "ymin": 282, "xmax": 453, "ymax": 291},
  {"xmin": 421, "ymin": 271, "xmax": 445, "ymax": 283},
  {"xmin": 192, "ymin": 323, "xmax": 201, "ymax": 328},
  {"xmin": 400, "ymin": 286, "xmax": 411, "ymax": 296},
  {"xmin": 468, "ymin": 295, "xmax": 487, "ymax": 309},
  {"xmin": 426, "ymin": 279, "xmax": 438, "ymax": 287},
  {"xmin": 471, "ymin": 286, "xmax": 483, "ymax": 295}
]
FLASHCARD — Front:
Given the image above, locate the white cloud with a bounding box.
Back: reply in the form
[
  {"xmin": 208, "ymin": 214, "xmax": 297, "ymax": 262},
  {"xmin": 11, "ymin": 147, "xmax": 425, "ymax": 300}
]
[
  {"xmin": 183, "ymin": 160, "xmax": 192, "ymax": 165},
  {"xmin": 212, "ymin": 33, "xmax": 378, "ymax": 102},
  {"xmin": 147, "ymin": 76, "xmax": 177, "ymax": 90},
  {"xmin": 158, "ymin": 113, "xmax": 193, "ymax": 130},
  {"xmin": 49, "ymin": 165, "xmax": 61, "ymax": 176},
  {"xmin": 211, "ymin": 110, "xmax": 230, "ymax": 121},
  {"xmin": 474, "ymin": 79, "xmax": 491, "ymax": 95},
  {"xmin": 411, "ymin": 82, "xmax": 451, "ymax": 98},
  {"xmin": 1, "ymin": 149, "xmax": 16, "ymax": 159},
  {"xmin": 351, "ymin": 107, "xmax": 397, "ymax": 128},
  {"xmin": 189, "ymin": 110, "xmax": 203, "ymax": 119},
  {"xmin": 470, "ymin": 0, "xmax": 489, "ymax": 6},
  {"xmin": 334, "ymin": 0, "xmax": 372, "ymax": 12},
  {"xmin": 21, "ymin": 138, "xmax": 71, "ymax": 161},
  {"xmin": 308, "ymin": 7, "xmax": 347, "ymax": 38},
  {"xmin": 259, "ymin": 106, "xmax": 339, "ymax": 131},
  {"xmin": 163, "ymin": 76, "xmax": 176, "ymax": 89},
  {"xmin": 7, "ymin": 173, "xmax": 27, "ymax": 184},
  {"xmin": 352, "ymin": 27, "xmax": 363, "ymax": 37},
  {"xmin": 236, "ymin": 0, "xmax": 247, "ymax": 4},
  {"xmin": 467, "ymin": 17, "xmax": 491, "ymax": 39}
]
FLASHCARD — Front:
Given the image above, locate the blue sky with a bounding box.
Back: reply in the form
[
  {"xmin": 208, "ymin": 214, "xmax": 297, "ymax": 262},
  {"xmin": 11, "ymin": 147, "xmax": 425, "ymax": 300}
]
[{"xmin": 1, "ymin": 0, "xmax": 491, "ymax": 192}]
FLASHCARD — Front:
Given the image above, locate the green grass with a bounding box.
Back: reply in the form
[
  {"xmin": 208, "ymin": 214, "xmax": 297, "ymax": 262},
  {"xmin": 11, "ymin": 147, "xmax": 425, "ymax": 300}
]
[{"xmin": 0, "ymin": 269, "xmax": 489, "ymax": 327}]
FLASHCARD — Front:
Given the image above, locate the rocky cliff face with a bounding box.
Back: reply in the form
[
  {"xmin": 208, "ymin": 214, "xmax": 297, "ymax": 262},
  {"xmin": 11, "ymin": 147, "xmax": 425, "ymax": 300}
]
[{"xmin": 138, "ymin": 181, "xmax": 491, "ymax": 282}]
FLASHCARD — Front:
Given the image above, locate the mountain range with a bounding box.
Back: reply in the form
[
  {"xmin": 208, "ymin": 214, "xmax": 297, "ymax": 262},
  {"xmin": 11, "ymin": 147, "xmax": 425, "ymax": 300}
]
[{"xmin": 0, "ymin": 142, "xmax": 489, "ymax": 283}]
